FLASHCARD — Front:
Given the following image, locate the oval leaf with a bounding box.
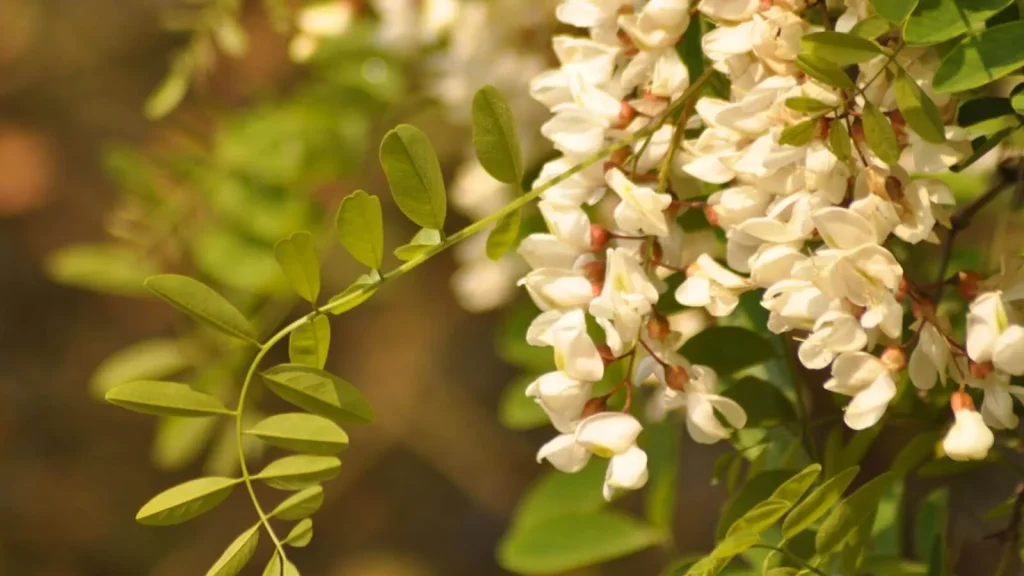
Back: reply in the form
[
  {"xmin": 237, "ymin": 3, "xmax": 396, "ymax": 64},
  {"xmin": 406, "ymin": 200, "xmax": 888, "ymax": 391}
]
[
  {"xmin": 511, "ymin": 461, "xmax": 608, "ymax": 530},
  {"xmin": 933, "ymin": 21, "xmax": 1024, "ymax": 93},
  {"xmin": 261, "ymin": 364, "xmax": 374, "ymax": 424},
  {"xmin": 895, "ymin": 69, "xmax": 945, "ymax": 143},
  {"xmin": 379, "ymin": 124, "xmax": 447, "ymax": 229},
  {"xmin": 472, "ymin": 85, "xmax": 524, "ymax": 184},
  {"xmin": 262, "ymin": 553, "xmax": 300, "ymax": 576},
  {"xmin": 206, "ymin": 526, "xmax": 259, "ymax": 576},
  {"xmin": 394, "ymin": 227, "xmax": 442, "ymax": 261},
  {"xmin": 245, "ymin": 413, "xmax": 349, "ymax": 455},
  {"xmin": 726, "ymin": 499, "xmax": 792, "ymax": 537},
  {"xmin": 145, "ymin": 275, "xmax": 257, "ymax": 344},
  {"xmin": 274, "ymin": 231, "xmax": 320, "ymax": 303},
  {"xmin": 785, "ymin": 97, "xmax": 834, "ymax": 113},
  {"xmin": 904, "ymin": 0, "xmax": 1013, "ymax": 45},
  {"xmin": 782, "ymin": 466, "xmax": 860, "ymax": 540},
  {"xmin": 47, "ymin": 243, "xmax": 158, "ymax": 296},
  {"xmin": 828, "ymin": 119, "xmax": 853, "ymax": 162},
  {"xmin": 327, "ymin": 273, "xmax": 378, "ymax": 315},
  {"xmin": 772, "ymin": 463, "xmax": 822, "ymax": 505},
  {"xmin": 136, "ymin": 476, "xmax": 239, "ymax": 525},
  {"xmin": 815, "ymin": 471, "xmax": 896, "ymax": 555},
  {"xmin": 256, "ymin": 455, "xmax": 341, "ymax": 490},
  {"xmin": 711, "ymin": 531, "xmax": 761, "ymax": 559},
  {"xmin": 270, "ymin": 485, "xmax": 324, "ymax": 520},
  {"xmin": 779, "ymin": 119, "xmax": 818, "ymax": 146},
  {"xmin": 870, "ymin": 0, "xmax": 918, "ymax": 23},
  {"xmin": 851, "ymin": 15, "xmax": 893, "ymax": 38},
  {"xmin": 335, "ymin": 190, "xmax": 384, "ymax": 269},
  {"xmin": 145, "ymin": 64, "xmax": 191, "ymax": 120},
  {"xmin": 284, "ymin": 518, "xmax": 313, "ymax": 548},
  {"xmin": 861, "ymin": 102, "xmax": 900, "ymax": 166},
  {"xmin": 90, "ymin": 338, "xmax": 190, "ymax": 398},
  {"xmin": 486, "ymin": 210, "xmax": 522, "ymax": 260},
  {"xmin": 680, "ymin": 327, "xmax": 776, "ymax": 376},
  {"xmin": 796, "ymin": 54, "xmax": 855, "ymax": 90},
  {"xmin": 288, "ymin": 315, "xmax": 331, "ymax": 370},
  {"xmin": 498, "ymin": 512, "xmax": 664, "ymax": 575},
  {"xmin": 801, "ymin": 31, "xmax": 883, "ymax": 65},
  {"xmin": 106, "ymin": 381, "xmax": 231, "ymax": 417}
]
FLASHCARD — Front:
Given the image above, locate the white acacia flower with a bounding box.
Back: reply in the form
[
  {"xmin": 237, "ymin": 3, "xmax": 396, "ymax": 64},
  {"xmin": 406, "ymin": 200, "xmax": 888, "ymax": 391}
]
[
  {"xmin": 617, "ymin": 0, "xmax": 691, "ymax": 51},
  {"xmin": 697, "ymin": 0, "xmax": 759, "ymax": 21},
  {"xmin": 908, "ymin": 322, "xmax": 950, "ymax": 390},
  {"xmin": 798, "ymin": 310, "xmax": 868, "ymax": 370},
  {"xmin": 968, "ymin": 370, "xmax": 1024, "ymax": 430},
  {"xmin": 556, "ymin": 0, "xmax": 631, "ymax": 43},
  {"xmin": 574, "ymin": 412, "xmax": 648, "ymax": 500},
  {"xmin": 527, "ymin": 309, "xmax": 605, "ymax": 382},
  {"xmin": 675, "ymin": 254, "xmax": 755, "ymax": 316},
  {"xmin": 824, "ymin": 352, "xmax": 897, "ymax": 430},
  {"xmin": 650, "ymin": 365, "xmax": 748, "ymax": 443},
  {"xmin": 537, "ymin": 157, "xmax": 607, "ymax": 206},
  {"xmin": 751, "ymin": 7, "xmax": 808, "ymax": 76},
  {"xmin": 967, "ymin": 291, "xmax": 1024, "ymax": 376},
  {"xmin": 942, "ymin": 407, "xmax": 994, "ymax": 462},
  {"xmin": 526, "ymin": 370, "xmax": 593, "ymax": 433},
  {"xmin": 590, "ymin": 247, "xmax": 660, "ymax": 337},
  {"xmin": 520, "ymin": 268, "xmax": 594, "ymax": 311},
  {"xmin": 708, "ymin": 185, "xmax": 772, "ymax": 230},
  {"xmin": 539, "ymin": 200, "xmax": 593, "ymax": 251},
  {"xmin": 762, "ymin": 279, "xmax": 831, "ymax": 333},
  {"xmin": 606, "ymin": 168, "xmax": 673, "ymax": 237},
  {"xmin": 749, "ymin": 243, "xmax": 808, "ymax": 288}
]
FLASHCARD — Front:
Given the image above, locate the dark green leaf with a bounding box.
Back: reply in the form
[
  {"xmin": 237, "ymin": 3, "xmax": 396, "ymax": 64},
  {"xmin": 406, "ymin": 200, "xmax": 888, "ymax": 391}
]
[
  {"xmin": 335, "ymin": 190, "xmax": 384, "ymax": 269},
  {"xmin": 895, "ymin": 68, "xmax": 946, "ymax": 143},
  {"xmin": 839, "ymin": 425, "xmax": 882, "ymax": 471},
  {"xmin": 680, "ymin": 327, "xmax": 776, "ymax": 377},
  {"xmin": 801, "ymin": 31, "xmax": 883, "ymax": 65},
  {"xmin": 779, "ymin": 119, "xmax": 818, "ymax": 146},
  {"xmin": 394, "ymin": 227, "xmax": 442, "ymax": 261},
  {"xmin": 144, "ymin": 275, "xmax": 257, "ymax": 344},
  {"xmin": 261, "ymin": 364, "xmax": 374, "ymax": 424},
  {"xmin": 871, "ymin": 0, "xmax": 919, "ymax": 23},
  {"xmin": 106, "ymin": 381, "xmax": 231, "ymax": 417},
  {"xmin": 1012, "ymin": 83, "xmax": 1024, "ymax": 115},
  {"xmin": 828, "ymin": 119, "xmax": 852, "ymax": 162},
  {"xmin": 498, "ymin": 374, "xmax": 548, "ymax": 430},
  {"xmin": 498, "ymin": 512, "xmax": 664, "ymax": 574},
  {"xmin": 245, "ymin": 412, "xmax": 349, "ymax": 455},
  {"xmin": 379, "ymin": 124, "xmax": 446, "ymax": 229},
  {"xmin": 46, "ymin": 243, "xmax": 157, "ymax": 296},
  {"xmin": 933, "ymin": 21, "xmax": 1024, "ymax": 93},
  {"xmin": 905, "ymin": 0, "xmax": 1014, "ymax": 45},
  {"xmin": 862, "ymin": 102, "xmax": 900, "ymax": 165},
  {"xmin": 90, "ymin": 339, "xmax": 189, "ymax": 398},
  {"xmin": 721, "ymin": 377, "xmax": 797, "ymax": 428},
  {"xmin": 782, "ymin": 466, "xmax": 859, "ymax": 540},
  {"xmin": 816, "ymin": 471, "xmax": 897, "ymax": 555},
  {"xmin": 472, "ymin": 85, "xmax": 524, "ymax": 184},
  {"xmin": 284, "ymin": 518, "xmax": 313, "ymax": 547},
  {"xmin": 288, "ymin": 315, "xmax": 330, "ymax": 370},
  {"xmin": 274, "ymin": 231, "xmax": 320, "ymax": 303},
  {"xmin": 914, "ymin": 489, "xmax": 948, "ymax": 564},
  {"xmin": 136, "ymin": 476, "xmax": 239, "ymax": 525},
  {"xmin": 206, "ymin": 526, "xmax": 259, "ymax": 576},
  {"xmin": 255, "ymin": 455, "xmax": 341, "ymax": 490},
  {"xmin": 270, "ymin": 485, "xmax": 324, "ymax": 521},
  {"xmin": 795, "ymin": 54, "xmax": 856, "ymax": 90},
  {"xmin": 644, "ymin": 420, "xmax": 680, "ymax": 532},
  {"xmin": 486, "ymin": 210, "xmax": 522, "ymax": 260},
  {"xmin": 851, "ymin": 15, "xmax": 894, "ymax": 38},
  {"xmin": 785, "ymin": 97, "xmax": 834, "ymax": 113}
]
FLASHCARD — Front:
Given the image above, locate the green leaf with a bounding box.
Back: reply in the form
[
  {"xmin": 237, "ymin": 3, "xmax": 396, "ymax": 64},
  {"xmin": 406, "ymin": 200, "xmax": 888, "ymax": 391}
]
[
  {"xmin": 1011, "ymin": 83, "xmax": 1024, "ymax": 115},
  {"xmin": 136, "ymin": 476, "xmax": 239, "ymax": 525},
  {"xmin": 720, "ymin": 377, "xmax": 797, "ymax": 428},
  {"xmin": 862, "ymin": 102, "xmax": 900, "ymax": 166},
  {"xmin": 270, "ymin": 485, "xmax": 324, "ymax": 520},
  {"xmin": 711, "ymin": 531, "xmax": 762, "ymax": 559},
  {"xmin": 145, "ymin": 61, "xmax": 191, "ymax": 120},
  {"xmin": 274, "ymin": 231, "xmax": 320, "ymax": 303},
  {"xmin": 394, "ymin": 227, "xmax": 442, "ymax": 261},
  {"xmin": 895, "ymin": 68, "xmax": 946, "ymax": 143},
  {"xmin": 727, "ymin": 499, "xmax": 792, "ymax": 537},
  {"xmin": 284, "ymin": 518, "xmax": 313, "ymax": 547},
  {"xmin": 870, "ymin": 0, "xmax": 918, "ymax": 23},
  {"xmin": 255, "ymin": 455, "xmax": 341, "ymax": 490},
  {"xmin": 717, "ymin": 470, "xmax": 796, "ymax": 539},
  {"xmin": 206, "ymin": 526, "xmax": 259, "ymax": 576},
  {"xmin": 839, "ymin": 426, "xmax": 882, "ymax": 471},
  {"xmin": 512, "ymin": 461, "xmax": 607, "ymax": 530},
  {"xmin": 498, "ymin": 374, "xmax": 548, "ymax": 430},
  {"xmin": 851, "ymin": 15, "xmax": 894, "ymax": 38},
  {"xmin": 914, "ymin": 489, "xmax": 948, "ymax": 565},
  {"xmin": 106, "ymin": 381, "xmax": 231, "ymax": 417},
  {"xmin": 288, "ymin": 315, "xmax": 330, "ymax": 370},
  {"xmin": 498, "ymin": 512, "xmax": 664, "ymax": 574},
  {"xmin": 785, "ymin": 97, "xmax": 834, "ymax": 113},
  {"xmin": 245, "ymin": 413, "xmax": 349, "ymax": 455},
  {"xmin": 795, "ymin": 54, "xmax": 855, "ymax": 90},
  {"xmin": 892, "ymin": 432, "xmax": 940, "ymax": 476},
  {"xmin": 779, "ymin": 119, "xmax": 818, "ymax": 146},
  {"xmin": 828, "ymin": 119, "xmax": 853, "ymax": 162},
  {"xmin": 644, "ymin": 420, "xmax": 680, "ymax": 532},
  {"xmin": 904, "ymin": 0, "xmax": 1013, "ymax": 45},
  {"xmin": 379, "ymin": 124, "xmax": 447, "ymax": 230},
  {"xmin": 153, "ymin": 415, "xmax": 218, "ymax": 471},
  {"xmin": 957, "ymin": 96, "xmax": 1016, "ymax": 129},
  {"xmin": 472, "ymin": 85, "xmax": 524, "ymax": 184},
  {"xmin": 335, "ymin": 190, "xmax": 384, "ymax": 269},
  {"xmin": 951, "ymin": 128, "xmax": 1015, "ymax": 172},
  {"xmin": 816, "ymin": 471, "xmax": 897, "ymax": 555},
  {"xmin": 261, "ymin": 364, "xmax": 374, "ymax": 424},
  {"xmin": 963, "ymin": 114, "xmax": 1020, "ymax": 138},
  {"xmin": 680, "ymin": 327, "xmax": 776, "ymax": 376},
  {"xmin": 144, "ymin": 275, "xmax": 257, "ymax": 344},
  {"xmin": 933, "ymin": 21, "xmax": 1024, "ymax": 93},
  {"xmin": 46, "ymin": 243, "xmax": 157, "ymax": 296},
  {"xmin": 772, "ymin": 463, "xmax": 822, "ymax": 505},
  {"xmin": 486, "ymin": 210, "xmax": 522, "ymax": 260},
  {"xmin": 782, "ymin": 466, "xmax": 859, "ymax": 540},
  {"xmin": 90, "ymin": 339, "xmax": 189, "ymax": 398},
  {"xmin": 801, "ymin": 31, "xmax": 883, "ymax": 65},
  {"xmin": 262, "ymin": 553, "xmax": 300, "ymax": 576},
  {"xmin": 327, "ymin": 272, "xmax": 378, "ymax": 315}
]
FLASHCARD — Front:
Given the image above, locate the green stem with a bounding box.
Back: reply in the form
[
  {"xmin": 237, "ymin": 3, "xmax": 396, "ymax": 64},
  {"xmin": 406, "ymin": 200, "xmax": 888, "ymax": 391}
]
[{"xmin": 750, "ymin": 544, "xmax": 828, "ymax": 576}]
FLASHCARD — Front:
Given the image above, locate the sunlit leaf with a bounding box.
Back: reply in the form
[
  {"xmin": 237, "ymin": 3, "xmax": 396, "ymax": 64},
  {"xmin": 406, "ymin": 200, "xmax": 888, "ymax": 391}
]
[
  {"xmin": 255, "ymin": 455, "xmax": 341, "ymax": 490},
  {"xmin": 206, "ymin": 526, "xmax": 259, "ymax": 576},
  {"xmin": 145, "ymin": 59, "xmax": 192, "ymax": 119},
  {"xmin": 288, "ymin": 316, "xmax": 331, "ymax": 370},
  {"xmin": 379, "ymin": 124, "xmax": 446, "ymax": 230},
  {"xmin": 512, "ymin": 461, "xmax": 607, "ymax": 530},
  {"xmin": 262, "ymin": 553, "xmax": 300, "ymax": 576},
  {"xmin": 472, "ymin": 85, "xmax": 524, "ymax": 184},
  {"xmin": 717, "ymin": 469, "xmax": 796, "ymax": 539},
  {"xmin": 828, "ymin": 119, "xmax": 853, "ymax": 162},
  {"xmin": 327, "ymin": 272, "xmax": 379, "ymax": 315},
  {"xmin": 951, "ymin": 128, "xmax": 1015, "ymax": 172},
  {"xmin": 933, "ymin": 22, "xmax": 1024, "ymax": 93},
  {"xmin": 275, "ymin": 231, "xmax": 321, "ymax": 303},
  {"xmin": 136, "ymin": 476, "xmax": 239, "ymax": 525},
  {"xmin": 90, "ymin": 339, "xmax": 190, "ymax": 398},
  {"xmin": 393, "ymin": 227, "xmax": 442, "ymax": 261},
  {"xmin": 904, "ymin": 0, "xmax": 1013, "ymax": 45},
  {"xmin": 795, "ymin": 54, "xmax": 855, "ymax": 90},
  {"xmin": 895, "ymin": 68, "xmax": 945, "ymax": 143},
  {"xmin": 779, "ymin": 119, "xmax": 818, "ymax": 146},
  {"xmin": 851, "ymin": 15, "xmax": 893, "ymax": 38},
  {"xmin": 261, "ymin": 364, "xmax": 374, "ymax": 424},
  {"xmin": 270, "ymin": 485, "xmax": 324, "ymax": 520},
  {"xmin": 1012, "ymin": 83, "xmax": 1024, "ymax": 115},
  {"xmin": 726, "ymin": 499, "xmax": 792, "ymax": 537},
  {"xmin": 145, "ymin": 275, "xmax": 258, "ymax": 344},
  {"xmin": 784, "ymin": 97, "xmax": 834, "ymax": 113},
  {"xmin": 721, "ymin": 377, "xmax": 797, "ymax": 428},
  {"xmin": 153, "ymin": 416, "xmax": 219, "ymax": 471},
  {"xmin": 801, "ymin": 31, "xmax": 883, "ymax": 65},
  {"xmin": 284, "ymin": 518, "xmax": 313, "ymax": 548},
  {"xmin": 245, "ymin": 413, "xmax": 349, "ymax": 455},
  {"xmin": 816, "ymin": 471, "xmax": 896, "ymax": 555},
  {"xmin": 782, "ymin": 466, "xmax": 858, "ymax": 541},
  {"xmin": 862, "ymin": 102, "xmax": 900, "ymax": 166},
  {"xmin": 106, "ymin": 381, "xmax": 231, "ymax": 417},
  {"xmin": 486, "ymin": 210, "xmax": 522, "ymax": 260},
  {"xmin": 335, "ymin": 190, "xmax": 384, "ymax": 269},
  {"xmin": 711, "ymin": 531, "xmax": 761, "ymax": 559},
  {"xmin": 47, "ymin": 243, "xmax": 157, "ymax": 296},
  {"xmin": 870, "ymin": 0, "xmax": 918, "ymax": 23},
  {"xmin": 772, "ymin": 463, "xmax": 822, "ymax": 505}
]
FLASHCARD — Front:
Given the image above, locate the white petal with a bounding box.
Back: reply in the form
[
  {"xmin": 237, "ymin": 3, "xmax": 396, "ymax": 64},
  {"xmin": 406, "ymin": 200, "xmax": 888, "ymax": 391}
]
[
  {"xmin": 575, "ymin": 412, "xmax": 643, "ymax": 455},
  {"xmin": 603, "ymin": 445, "xmax": 649, "ymax": 501},
  {"xmin": 993, "ymin": 325, "xmax": 1024, "ymax": 376},
  {"xmin": 686, "ymin": 395, "xmax": 731, "ymax": 444},
  {"xmin": 843, "ymin": 373, "xmax": 896, "ymax": 430},
  {"xmin": 942, "ymin": 410, "xmax": 994, "ymax": 461},
  {"xmin": 537, "ymin": 433, "xmax": 592, "ymax": 472}
]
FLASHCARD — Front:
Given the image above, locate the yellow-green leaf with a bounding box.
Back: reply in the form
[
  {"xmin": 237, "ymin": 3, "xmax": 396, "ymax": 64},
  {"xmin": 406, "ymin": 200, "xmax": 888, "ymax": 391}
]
[
  {"xmin": 486, "ymin": 210, "xmax": 521, "ymax": 260},
  {"xmin": 90, "ymin": 338, "xmax": 190, "ymax": 398},
  {"xmin": 145, "ymin": 60, "xmax": 192, "ymax": 119},
  {"xmin": 106, "ymin": 381, "xmax": 231, "ymax": 417},
  {"xmin": 144, "ymin": 275, "xmax": 257, "ymax": 344},
  {"xmin": 394, "ymin": 227, "xmax": 442, "ymax": 261},
  {"xmin": 261, "ymin": 364, "xmax": 374, "ymax": 424},
  {"xmin": 796, "ymin": 54, "xmax": 855, "ymax": 90},
  {"xmin": 779, "ymin": 119, "xmax": 818, "ymax": 146},
  {"xmin": 933, "ymin": 21, "xmax": 1024, "ymax": 93},
  {"xmin": 335, "ymin": 190, "xmax": 384, "ymax": 269},
  {"xmin": 245, "ymin": 413, "xmax": 349, "ymax": 455},
  {"xmin": 46, "ymin": 243, "xmax": 158, "ymax": 296},
  {"xmin": 262, "ymin": 553, "xmax": 300, "ymax": 576},
  {"xmin": 206, "ymin": 526, "xmax": 259, "ymax": 576},
  {"xmin": 472, "ymin": 85, "xmax": 524, "ymax": 184},
  {"xmin": 153, "ymin": 415, "xmax": 219, "ymax": 471},
  {"xmin": 861, "ymin": 101, "xmax": 900, "ymax": 165},
  {"xmin": 895, "ymin": 68, "xmax": 945, "ymax": 143},
  {"xmin": 785, "ymin": 97, "xmax": 834, "ymax": 113},
  {"xmin": 255, "ymin": 455, "xmax": 341, "ymax": 490},
  {"xmin": 710, "ymin": 531, "xmax": 761, "ymax": 559},
  {"xmin": 284, "ymin": 518, "xmax": 313, "ymax": 548},
  {"xmin": 772, "ymin": 463, "xmax": 822, "ymax": 505},
  {"xmin": 288, "ymin": 316, "xmax": 330, "ymax": 370},
  {"xmin": 270, "ymin": 485, "xmax": 324, "ymax": 520},
  {"xmin": 850, "ymin": 15, "xmax": 893, "ymax": 39},
  {"xmin": 815, "ymin": 471, "xmax": 896, "ymax": 555},
  {"xmin": 274, "ymin": 231, "xmax": 320, "ymax": 303},
  {"xmin": 828, "ymin": 119, "xmax": 852, "ymax": 162},
  {"xmin": 904, "ymin": 0, "xmax": 1013, "ymax": 45},
  {"xmin": 136, "ymin": 476, "xmax": 239, "ymax": 525},
  {"xmin": 782, "ymin": 466, "xmax": 860, "ymax": 540},
  {"xmin": 327, "ymin": 272, "xmax": 378, "ymax": 315},
  {"xmin": 801, "ymin": 31, "xmax": 883, "ymax": 65},
  {"xmin": 379, "ymin": 124, "xmax": 447, "ymax": 229},
  {"xmin": 726, "ymin": 499, "xmax": 792, "ymax": 537},
  {"xmin": 870, "ymin": 0, "xmax": 918, "ymax": 23}
]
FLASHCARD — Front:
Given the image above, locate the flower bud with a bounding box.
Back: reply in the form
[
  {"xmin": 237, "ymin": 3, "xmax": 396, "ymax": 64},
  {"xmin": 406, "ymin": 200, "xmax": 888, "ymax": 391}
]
[
  {"xmin": 950, "ymin": 390, "xmax": 975, "ymax": 412},
  {"xmin": 597, "ymin": 344, "xmax": 616, "ymax": 363},
  {"xmin": 581, "ymin": 395, "xmax": 608, "ymax": 418},
  {"xmin": 666, "ymin": 365, "xmax": 689, "ymax": 391},
  {"xmin": 647, "ymin": 313, "xmax": 670, "ymax": 341},
  {"xmin": 896, "ymin": 276, "xmax": 910, "ymax": 301},
  {"xmin": 651, "ymin": 241, "xmax": 664, "ymax": 263},
  {"xmin": 943, "ymin": 395, "xmax": 993, "ymax": 461},
  {"xmin": 884, "ymin": 175, "xmax": 904, "ymax": 202},
  {"xmin": 969, "ymin": 360, "xmax": 993, "ymax": 380},
  {"xmin": 614, "ymin": 101, "xmax": 636, "ymax": 130},
  {"xmin": 880, "ymin": 346, "xmax": 906, "ymax": 373},
  {"xmin": 582, "ymin": 260, "xmax": 606, "ymax": 285},
  {"xmin": 956, "ymin": 270, "xmax": 981, "ymax": 300},
  {"xmin": 590, "ymin": 224, "xmax": 610, "ymax": 252},
  {"xmin": 704, "ymin": 203, "xmax": 720, "ymax": 228}
]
